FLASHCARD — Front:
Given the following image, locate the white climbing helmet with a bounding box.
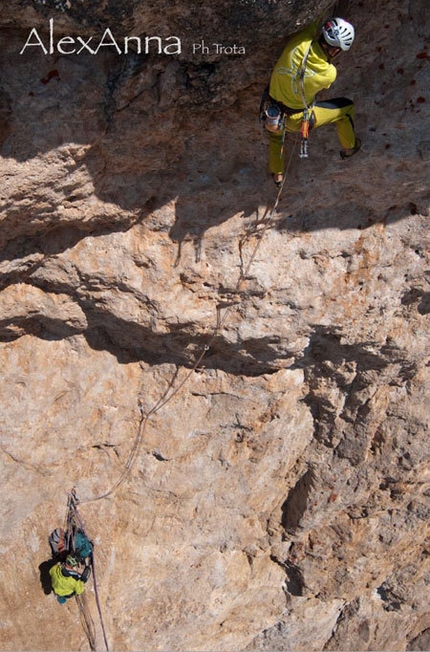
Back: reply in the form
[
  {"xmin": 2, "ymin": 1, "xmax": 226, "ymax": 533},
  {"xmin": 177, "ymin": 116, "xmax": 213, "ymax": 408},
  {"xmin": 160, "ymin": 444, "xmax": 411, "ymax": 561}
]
[{"xmin": 322, "ymin": 18, "xmax": 355, "ymax": 51}]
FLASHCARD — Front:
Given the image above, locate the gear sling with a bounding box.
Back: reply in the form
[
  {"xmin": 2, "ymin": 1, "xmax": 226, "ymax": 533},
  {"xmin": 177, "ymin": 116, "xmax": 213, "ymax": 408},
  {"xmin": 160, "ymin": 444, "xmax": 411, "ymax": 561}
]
[{"xmin": 260, "ymin": 41, "xmax": 313, "ymax": 159}]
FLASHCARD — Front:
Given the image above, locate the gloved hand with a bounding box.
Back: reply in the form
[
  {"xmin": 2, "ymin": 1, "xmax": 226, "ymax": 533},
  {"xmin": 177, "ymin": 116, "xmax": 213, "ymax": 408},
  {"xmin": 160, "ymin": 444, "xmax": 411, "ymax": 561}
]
[{"xmin": 81, "ymin": 565, "xmax": 92, "ymax": 583}]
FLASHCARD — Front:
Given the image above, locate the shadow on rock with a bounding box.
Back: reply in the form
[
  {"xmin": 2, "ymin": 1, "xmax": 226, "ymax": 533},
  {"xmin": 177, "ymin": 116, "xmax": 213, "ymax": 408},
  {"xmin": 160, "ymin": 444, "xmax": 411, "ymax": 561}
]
[
  {"xmin": 39, "ymin": 559, "xmax": 56, "ymax": 596},
  {"xmin": 1, "ymin": 11, "xmax": 427, "ymax": 259}
]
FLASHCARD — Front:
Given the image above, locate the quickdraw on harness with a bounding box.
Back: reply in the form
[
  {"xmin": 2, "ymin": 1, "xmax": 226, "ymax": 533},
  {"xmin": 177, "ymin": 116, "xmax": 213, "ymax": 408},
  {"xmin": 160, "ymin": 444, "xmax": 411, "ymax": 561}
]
[
  {"xmin": 296, "ymin": 41, "xmax": 313, "ymax": 158},
  {"xmin": 300, "ymin": 108, "xmax": 310, "ymax": 158}
]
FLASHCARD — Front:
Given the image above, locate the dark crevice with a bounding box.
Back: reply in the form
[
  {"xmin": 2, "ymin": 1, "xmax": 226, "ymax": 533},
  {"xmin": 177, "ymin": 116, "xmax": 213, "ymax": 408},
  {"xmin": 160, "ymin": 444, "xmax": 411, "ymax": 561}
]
[
  {"xmin": 418, "ymin": 292, "xmax": 430, "ymax": 315},
  {"xmin": 270, "ymin": 555, "xmax": 304, "ymax": 597},
  {"xmin": 152, "ymin": 450, "xmax": 168, "ymax": 462},
  {"xmin": 280, "ymin": 468, "xmax": 315, "ymax": 534},
  {"xmin": 376, "ymin": 583, "xmax": 403, "ymax": 612},
  {"xmin": 283, "ymin": 561, "xmax": 305, "ymax": 597}
]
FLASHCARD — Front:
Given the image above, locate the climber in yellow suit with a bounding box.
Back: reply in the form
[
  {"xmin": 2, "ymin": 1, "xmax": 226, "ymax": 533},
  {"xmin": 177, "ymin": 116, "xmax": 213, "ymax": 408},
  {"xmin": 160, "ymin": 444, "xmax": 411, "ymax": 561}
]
[
  {"xmin": 49, "ymin": 554, "xmax": 91, "ymax": 604},
  {"xmin": 267, "ymin": 17, "xmax": 360, "ymax": 186}
]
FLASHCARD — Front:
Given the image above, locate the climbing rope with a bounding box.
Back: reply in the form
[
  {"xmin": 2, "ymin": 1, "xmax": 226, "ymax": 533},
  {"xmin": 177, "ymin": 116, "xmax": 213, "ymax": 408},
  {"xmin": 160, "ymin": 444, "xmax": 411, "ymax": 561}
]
[
  {"xmin": 91, "ymin": 550, "xmax": 110, "ymax": 652},
  {"xmin": 79, "ymin": 132, "xmax": 298, "ymax": 507},
  {"xmin": 76, "ymin": 594, "xmax": 97, "ymax": 652}
]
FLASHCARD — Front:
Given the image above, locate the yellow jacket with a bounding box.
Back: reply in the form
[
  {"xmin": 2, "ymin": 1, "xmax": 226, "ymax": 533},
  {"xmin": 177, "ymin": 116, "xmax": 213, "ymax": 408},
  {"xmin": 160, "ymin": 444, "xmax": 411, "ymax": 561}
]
[
  {"xmin": 49, "ymin": 562, "xmax": 85, "ymax": 597},
  {"xmin": 269, "ymin": 21, "xmax": 336, "ymax": 110}
]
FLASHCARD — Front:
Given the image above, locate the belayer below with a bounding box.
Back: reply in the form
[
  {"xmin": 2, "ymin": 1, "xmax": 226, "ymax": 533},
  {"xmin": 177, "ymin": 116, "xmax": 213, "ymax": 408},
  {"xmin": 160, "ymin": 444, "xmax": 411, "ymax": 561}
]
[
  {"xmin": 49, "ymin": 554, "xmax": 92, "ymax": 604},
  {"xmin": 262, "ymin": 16, "xmax": 361, "ymax": 187}
]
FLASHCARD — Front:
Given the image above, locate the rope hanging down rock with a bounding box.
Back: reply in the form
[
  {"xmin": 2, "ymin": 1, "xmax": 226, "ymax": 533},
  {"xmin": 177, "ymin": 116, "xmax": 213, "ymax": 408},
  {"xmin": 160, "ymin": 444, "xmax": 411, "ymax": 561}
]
[{"xmin": 80, "ymin": 134, "xmax": 298, "ymax": 507}]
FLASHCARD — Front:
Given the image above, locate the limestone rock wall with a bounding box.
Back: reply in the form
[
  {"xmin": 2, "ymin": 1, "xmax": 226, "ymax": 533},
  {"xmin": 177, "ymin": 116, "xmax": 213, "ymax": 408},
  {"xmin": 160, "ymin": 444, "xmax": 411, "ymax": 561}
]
[{"xmin": 0, "ymin": 0, "xmax": 429, "ymax": 650}]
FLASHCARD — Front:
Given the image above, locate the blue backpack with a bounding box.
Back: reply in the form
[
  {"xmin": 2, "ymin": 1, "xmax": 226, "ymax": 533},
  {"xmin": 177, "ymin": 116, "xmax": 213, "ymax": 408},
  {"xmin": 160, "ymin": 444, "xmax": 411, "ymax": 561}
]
[{"xmin": 74, "ymin": 530, "xmax": 93, "ymax": 560}]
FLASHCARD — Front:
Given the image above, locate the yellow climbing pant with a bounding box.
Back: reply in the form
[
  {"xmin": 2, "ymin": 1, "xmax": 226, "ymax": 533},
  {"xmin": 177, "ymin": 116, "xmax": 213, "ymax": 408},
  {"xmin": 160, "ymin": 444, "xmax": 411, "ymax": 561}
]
[{"xmin": 269, "ymin": 97, "xmax": 356, "ymax": 174}]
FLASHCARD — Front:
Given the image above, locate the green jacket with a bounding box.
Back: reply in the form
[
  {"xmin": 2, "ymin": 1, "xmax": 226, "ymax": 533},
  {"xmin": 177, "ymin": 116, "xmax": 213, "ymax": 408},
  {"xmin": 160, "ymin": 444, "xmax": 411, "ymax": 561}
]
[
  {"xmin": 49, "ymin": 562, "xmax": 85, "ymax": 597},
  {"xmin": 269, "ymin": 20, "xmax": 336, "ymax": 110}
]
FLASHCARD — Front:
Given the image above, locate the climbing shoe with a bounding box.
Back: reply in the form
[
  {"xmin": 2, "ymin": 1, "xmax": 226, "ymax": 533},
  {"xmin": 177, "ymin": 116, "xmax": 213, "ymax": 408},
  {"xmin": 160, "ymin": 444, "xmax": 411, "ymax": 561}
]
[
  {"xmin": 340, "ymin": 137, "xmax": 361, "ymax": 160},
  {"xmin": 272, "ymin": 173, "xmax": 283, "ymax": 188}
]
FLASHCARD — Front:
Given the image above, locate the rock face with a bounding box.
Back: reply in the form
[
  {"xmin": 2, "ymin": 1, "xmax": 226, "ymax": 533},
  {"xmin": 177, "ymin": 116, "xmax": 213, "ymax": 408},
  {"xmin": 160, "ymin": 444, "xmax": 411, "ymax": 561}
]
[{"xmin": 1, "ymin": 0, "xmax": 430, "ymax": 650}]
